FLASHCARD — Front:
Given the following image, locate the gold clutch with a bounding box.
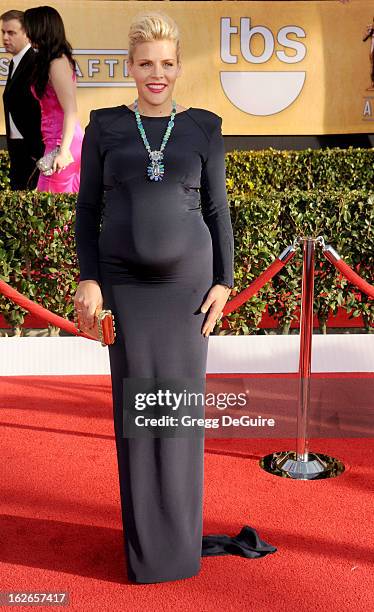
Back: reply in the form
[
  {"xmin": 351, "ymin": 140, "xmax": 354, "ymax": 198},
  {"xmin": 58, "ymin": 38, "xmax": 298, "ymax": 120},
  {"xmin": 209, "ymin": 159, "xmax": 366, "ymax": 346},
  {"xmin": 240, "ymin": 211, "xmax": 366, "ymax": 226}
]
[{"xmin": 74, "ymin": 307, "xmax": 116, "ymax": 346}]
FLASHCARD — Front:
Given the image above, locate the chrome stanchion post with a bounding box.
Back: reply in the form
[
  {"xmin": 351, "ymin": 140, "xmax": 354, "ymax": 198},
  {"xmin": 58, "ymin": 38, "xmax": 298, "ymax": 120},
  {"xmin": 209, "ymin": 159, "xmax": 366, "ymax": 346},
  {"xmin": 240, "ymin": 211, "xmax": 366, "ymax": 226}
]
[
  {"xmin": 260, "ymin": 236, "xmax": 345, "ymax": 480},
  {"xmin": 296, "ymin": 238, "xmax": 314, "ymax": 462}
]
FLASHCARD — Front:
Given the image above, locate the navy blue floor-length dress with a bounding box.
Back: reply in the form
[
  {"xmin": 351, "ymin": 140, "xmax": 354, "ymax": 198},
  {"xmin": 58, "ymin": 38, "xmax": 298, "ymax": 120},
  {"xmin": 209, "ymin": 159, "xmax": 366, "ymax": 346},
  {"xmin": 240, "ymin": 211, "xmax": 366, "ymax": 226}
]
[{"xmin": 75, "ymin": 104, "xmax": 276, "ymax": 583}]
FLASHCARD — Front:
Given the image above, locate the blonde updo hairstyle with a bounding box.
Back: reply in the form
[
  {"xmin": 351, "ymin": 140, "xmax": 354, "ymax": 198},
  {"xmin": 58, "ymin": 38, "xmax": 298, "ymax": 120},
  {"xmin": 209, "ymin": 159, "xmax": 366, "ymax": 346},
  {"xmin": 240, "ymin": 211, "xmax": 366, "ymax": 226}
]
[{"xmin": 128, "ymin": 11, "xmax": 181, "ymax": 65}]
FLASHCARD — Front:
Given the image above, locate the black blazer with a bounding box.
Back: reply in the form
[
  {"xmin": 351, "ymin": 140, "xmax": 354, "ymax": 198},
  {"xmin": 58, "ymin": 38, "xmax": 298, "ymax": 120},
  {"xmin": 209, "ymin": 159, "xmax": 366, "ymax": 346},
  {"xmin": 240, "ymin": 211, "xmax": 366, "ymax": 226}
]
[{"xmin": 3, "ymin": 47, "xmax": 44, "ymax": 159}]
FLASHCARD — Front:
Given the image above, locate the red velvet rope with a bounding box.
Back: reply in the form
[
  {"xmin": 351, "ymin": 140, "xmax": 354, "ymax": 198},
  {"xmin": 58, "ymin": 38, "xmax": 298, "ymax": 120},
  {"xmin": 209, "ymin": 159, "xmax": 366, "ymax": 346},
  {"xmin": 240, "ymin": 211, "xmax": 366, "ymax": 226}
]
[
  {"xmin": 323, "ymin": 248, "xmax": 374, "ymax": 299},
  {"xmin": 0, "ymin": 278, "xmax": 95, "ymax": 341},
  {"xmin": 222, "ymin": 256, "xmax": 291, "ymax": 316}
]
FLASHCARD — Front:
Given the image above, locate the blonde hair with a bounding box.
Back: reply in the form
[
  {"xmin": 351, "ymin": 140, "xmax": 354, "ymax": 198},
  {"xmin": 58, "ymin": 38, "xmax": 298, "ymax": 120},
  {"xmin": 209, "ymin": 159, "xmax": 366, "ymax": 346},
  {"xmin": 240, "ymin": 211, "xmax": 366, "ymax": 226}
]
[{"xmin": 128, "ymin": 11, "xmax": 180, "ymax": 64}]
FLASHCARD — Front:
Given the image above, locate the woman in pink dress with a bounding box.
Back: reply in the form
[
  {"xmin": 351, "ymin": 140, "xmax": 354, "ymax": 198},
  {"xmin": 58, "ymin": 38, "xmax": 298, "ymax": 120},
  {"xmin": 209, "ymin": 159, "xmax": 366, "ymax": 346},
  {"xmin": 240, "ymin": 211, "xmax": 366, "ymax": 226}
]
[{"xmin": 24, "ymin": 6, "xmax": 83, "ymax": 193}]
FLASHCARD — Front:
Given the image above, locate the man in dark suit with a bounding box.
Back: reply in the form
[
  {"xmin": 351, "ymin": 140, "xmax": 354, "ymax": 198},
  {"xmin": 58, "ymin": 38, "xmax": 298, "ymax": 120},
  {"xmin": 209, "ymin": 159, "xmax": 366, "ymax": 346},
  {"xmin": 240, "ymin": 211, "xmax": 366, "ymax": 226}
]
[{"xmin": 1, "ymin": 9, "xmax": 43, "ymax": 190}]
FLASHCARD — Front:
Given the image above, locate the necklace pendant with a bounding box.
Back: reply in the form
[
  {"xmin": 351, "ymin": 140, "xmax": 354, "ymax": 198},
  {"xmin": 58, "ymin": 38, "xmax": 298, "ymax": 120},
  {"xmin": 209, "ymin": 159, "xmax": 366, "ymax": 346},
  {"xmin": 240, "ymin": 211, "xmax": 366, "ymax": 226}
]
[
  {"xmin": 147, "ymin": 150, "xmax": 164, "ymax": 181},
  {"xmin": 147, "ymin": 160, "xmax": 164, "ymax": 181}
]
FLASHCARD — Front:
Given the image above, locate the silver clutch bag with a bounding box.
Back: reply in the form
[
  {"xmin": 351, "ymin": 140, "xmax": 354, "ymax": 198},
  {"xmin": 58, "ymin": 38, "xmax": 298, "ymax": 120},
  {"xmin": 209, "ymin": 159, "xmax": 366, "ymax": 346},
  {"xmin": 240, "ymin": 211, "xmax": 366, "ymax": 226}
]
[{"xmin": 36, "ymin": 146, "xmax": 60, "ymax": 176}]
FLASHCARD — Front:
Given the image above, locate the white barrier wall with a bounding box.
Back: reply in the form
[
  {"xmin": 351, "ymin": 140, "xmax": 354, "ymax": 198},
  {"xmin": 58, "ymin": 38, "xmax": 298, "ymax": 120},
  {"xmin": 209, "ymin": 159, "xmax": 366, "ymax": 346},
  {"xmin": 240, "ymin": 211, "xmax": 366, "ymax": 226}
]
[{"xmin": 0, "ymin": 335, "xmax": 373, "ymax": 376}]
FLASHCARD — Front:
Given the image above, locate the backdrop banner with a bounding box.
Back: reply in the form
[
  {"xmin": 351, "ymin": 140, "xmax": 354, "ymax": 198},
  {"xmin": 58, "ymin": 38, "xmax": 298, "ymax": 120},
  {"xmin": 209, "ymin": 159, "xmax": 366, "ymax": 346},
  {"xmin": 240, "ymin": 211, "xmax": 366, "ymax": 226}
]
[{"xmin": 0, "ymin": 0, "xmax": 373, "ymax": 135}]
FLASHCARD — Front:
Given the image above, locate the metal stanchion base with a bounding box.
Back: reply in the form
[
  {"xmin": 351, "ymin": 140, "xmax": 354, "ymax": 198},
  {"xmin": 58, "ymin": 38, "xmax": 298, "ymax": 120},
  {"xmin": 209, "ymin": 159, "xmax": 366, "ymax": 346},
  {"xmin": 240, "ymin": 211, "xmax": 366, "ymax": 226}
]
[{"xmin": 260, "ymin": 451, "xmax": 345, "ymax": 480}]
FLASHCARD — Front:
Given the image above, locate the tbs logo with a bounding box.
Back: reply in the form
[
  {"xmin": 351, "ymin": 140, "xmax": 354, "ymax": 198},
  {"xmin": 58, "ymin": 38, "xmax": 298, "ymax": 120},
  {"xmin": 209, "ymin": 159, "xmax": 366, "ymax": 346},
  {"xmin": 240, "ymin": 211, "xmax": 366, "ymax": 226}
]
[{"xmin": 220, "ymin": 18, "xmax": 306, "ymax": 116}]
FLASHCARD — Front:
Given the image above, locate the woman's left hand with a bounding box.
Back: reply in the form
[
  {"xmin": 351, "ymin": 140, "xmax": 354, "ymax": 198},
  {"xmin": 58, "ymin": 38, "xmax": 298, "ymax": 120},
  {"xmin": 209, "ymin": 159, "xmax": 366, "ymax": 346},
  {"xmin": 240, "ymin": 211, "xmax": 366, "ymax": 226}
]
[
  {"xmin": 52, "ymin": 149, "xmax": 74, "ymax": 174},
  {"xmin": 201, "ymin": 284, "xmax": 231, "ymax": 337}
]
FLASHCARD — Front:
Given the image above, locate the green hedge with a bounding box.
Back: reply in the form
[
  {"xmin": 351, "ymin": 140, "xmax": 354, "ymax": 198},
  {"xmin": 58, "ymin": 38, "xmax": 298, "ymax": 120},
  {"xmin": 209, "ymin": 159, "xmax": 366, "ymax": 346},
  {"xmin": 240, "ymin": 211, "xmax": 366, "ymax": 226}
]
[
  {"xmin": 228, "ymin": 188, "xmax": 373, "ymax": 334},
  {"xmin": 0, "ymin": 151, "xmax": 10, "ymax": 190},
  {"xmin": 0, "ymin": 183, "xmax": 372, "ymax": 334},
  {"xmin": 0, "ymin": 190, "xmax": 77, "ymax": 330},
  {"xmin": 225, "ymin": 148, "xmax": 374, "ymax": 196}
]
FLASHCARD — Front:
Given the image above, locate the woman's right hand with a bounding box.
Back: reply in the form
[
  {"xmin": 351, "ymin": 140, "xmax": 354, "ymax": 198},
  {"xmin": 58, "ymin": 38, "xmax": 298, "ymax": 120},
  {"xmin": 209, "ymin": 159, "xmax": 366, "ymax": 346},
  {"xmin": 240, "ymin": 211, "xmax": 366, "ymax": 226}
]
[
  {"xmin": 74, "ymin": 280, "xmax": 103, "ymax": 329},
  {"xmin": 53, "ymin": 148, "xmax": 74, "ymax": 174}
]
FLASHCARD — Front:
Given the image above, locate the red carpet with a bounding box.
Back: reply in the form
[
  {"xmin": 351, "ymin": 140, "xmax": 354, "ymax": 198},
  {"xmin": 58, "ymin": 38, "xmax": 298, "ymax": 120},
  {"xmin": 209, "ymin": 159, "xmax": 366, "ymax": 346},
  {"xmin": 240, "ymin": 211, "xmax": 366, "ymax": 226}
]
[{"xmin": 1, "ymin": 375, "xmax": 373, "ymax": 612}]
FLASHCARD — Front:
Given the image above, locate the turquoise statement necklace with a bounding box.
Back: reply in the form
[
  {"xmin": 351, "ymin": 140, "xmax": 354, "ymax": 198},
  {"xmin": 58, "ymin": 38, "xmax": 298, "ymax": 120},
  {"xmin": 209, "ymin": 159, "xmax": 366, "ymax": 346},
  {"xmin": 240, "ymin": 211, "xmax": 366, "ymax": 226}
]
[{"xmin": 133, "ymin": 98, "xmax": 177, "ymax": 181}]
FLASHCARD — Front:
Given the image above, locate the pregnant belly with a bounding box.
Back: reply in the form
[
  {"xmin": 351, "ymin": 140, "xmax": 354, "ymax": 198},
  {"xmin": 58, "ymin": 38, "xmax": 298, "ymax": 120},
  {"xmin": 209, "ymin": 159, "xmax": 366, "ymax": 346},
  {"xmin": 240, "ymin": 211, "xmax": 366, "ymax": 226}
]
[{"xmin": 98, "ymin": 190, "xmax": 211, "ymax": 274}]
